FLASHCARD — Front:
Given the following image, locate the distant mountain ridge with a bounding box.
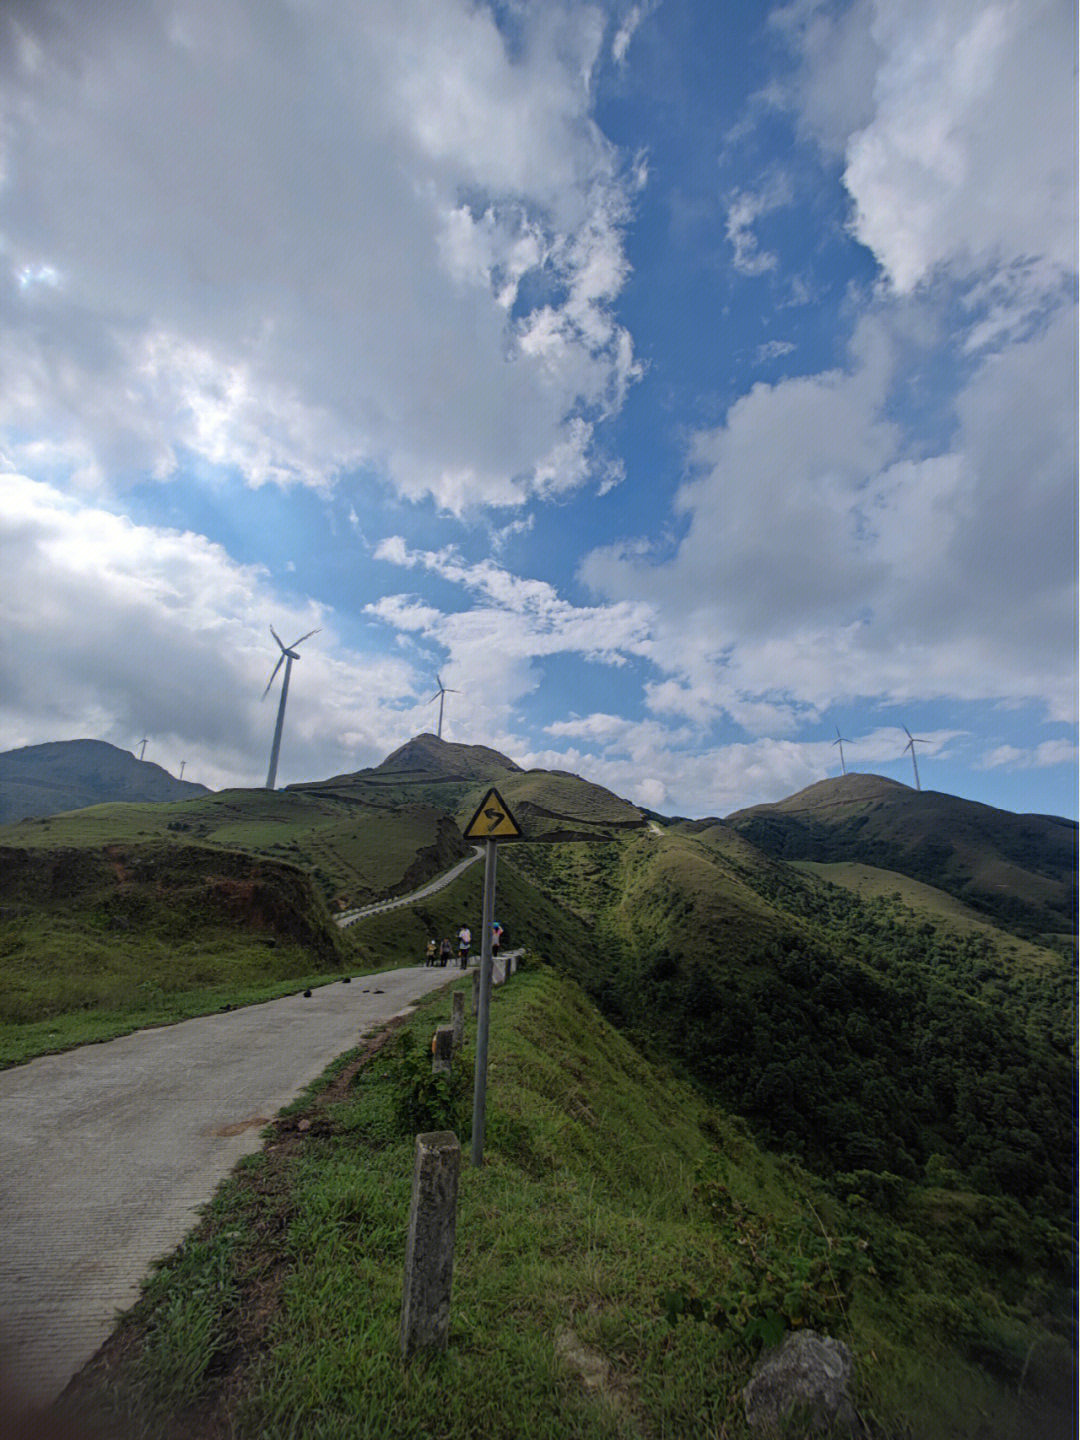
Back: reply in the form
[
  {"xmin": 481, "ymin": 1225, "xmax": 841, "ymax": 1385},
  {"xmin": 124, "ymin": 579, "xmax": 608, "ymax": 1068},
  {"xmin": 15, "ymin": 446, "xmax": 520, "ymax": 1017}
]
[
  {"xmin": 0, "ymin": 739, "xmax": 209, "ymax": 823},
  {"xmin": 726, "ymin": 773, "xmax": 1077, "ymax": 937}
]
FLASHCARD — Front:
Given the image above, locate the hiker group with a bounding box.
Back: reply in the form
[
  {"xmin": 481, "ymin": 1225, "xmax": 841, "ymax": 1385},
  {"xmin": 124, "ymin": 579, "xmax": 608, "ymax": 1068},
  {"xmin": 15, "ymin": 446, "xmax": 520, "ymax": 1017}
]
[{"xmin": 423, "ymin": 921, "xmax": 502, "ymax": 968}]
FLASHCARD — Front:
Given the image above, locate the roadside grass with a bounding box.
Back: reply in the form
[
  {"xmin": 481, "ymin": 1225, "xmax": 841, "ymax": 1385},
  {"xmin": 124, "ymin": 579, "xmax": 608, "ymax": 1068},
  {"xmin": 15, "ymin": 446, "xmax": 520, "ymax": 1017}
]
[
  {"xmin": 0, "ymin": 836, "xmax": 582, "ymax": 1068},
  {"xmin": 66, "ymin": 969, "xmax": 1070, "ymax": 1440}
]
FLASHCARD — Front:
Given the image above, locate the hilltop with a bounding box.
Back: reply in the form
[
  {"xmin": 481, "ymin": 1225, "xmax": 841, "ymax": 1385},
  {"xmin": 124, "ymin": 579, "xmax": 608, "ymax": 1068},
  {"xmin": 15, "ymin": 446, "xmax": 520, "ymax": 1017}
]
[
  {"xmin": 0, "ymin": 739, "xmax": 208, "ymax": 823},
  {"xmin": 291, "ymin": 732, "xmax": 644, "ymax": 842},
  {"xmin": 726, "ymin": 772, "xmax": 1077, "ymax": 938}
]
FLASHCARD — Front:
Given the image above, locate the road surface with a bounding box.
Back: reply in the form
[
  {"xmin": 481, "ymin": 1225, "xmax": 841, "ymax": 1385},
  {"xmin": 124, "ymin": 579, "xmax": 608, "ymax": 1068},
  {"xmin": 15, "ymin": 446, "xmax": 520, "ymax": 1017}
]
[
  {"xmin": 0, "ymin": 965, "xmax": 459, "ymax": 1408},
  {"xmin": 336, "ymin": 846, "xmax": 483, "ymax": 927}
]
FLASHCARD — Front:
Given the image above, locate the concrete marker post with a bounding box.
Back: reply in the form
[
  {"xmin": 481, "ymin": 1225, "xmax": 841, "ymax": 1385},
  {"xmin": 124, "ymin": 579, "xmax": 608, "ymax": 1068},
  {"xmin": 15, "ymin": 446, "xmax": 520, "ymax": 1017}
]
[
  {"xmin": 400, "ymin": 1131, "xmax": 460, "ymax": 1359},
  {"xmin": 471, "ymin": 971, "xmax": 480, "ymax": 1017},
  {"xmin": 432, "ymin": 1026, "xmax": 454, "ymax": 1074},
  {"xmin": 451, "ymin": 990, "xmax": 465, "ymax": 1049},
  {"xmin": 470, "ymin": 837, "xmax": 498, "ymax": 1167}
]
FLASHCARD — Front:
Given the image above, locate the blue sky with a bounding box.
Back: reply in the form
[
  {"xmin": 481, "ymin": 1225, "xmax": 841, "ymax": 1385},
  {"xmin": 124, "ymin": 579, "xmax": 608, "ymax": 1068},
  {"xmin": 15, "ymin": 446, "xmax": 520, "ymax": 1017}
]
[{"xmin": 1, "ymin": 0, "xmax": 1076, "ymax": 819}]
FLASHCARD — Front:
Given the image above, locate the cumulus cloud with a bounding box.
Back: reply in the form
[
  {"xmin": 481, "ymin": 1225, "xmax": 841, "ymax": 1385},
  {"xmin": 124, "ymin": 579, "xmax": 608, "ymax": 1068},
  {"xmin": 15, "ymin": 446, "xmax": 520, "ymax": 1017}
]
[
  {"xmin": 0, "ymin": 473, "xmax": 421, "ymax": 786},
  {"xmin": 778, "ymin": 0, "xmax": 1076, "ymax": 315},
  {"xmin": 582, "ymin": 301, "xmax": 1078, "ymax": 728},
  {"xmin": 0, "ymin": 0, "xmax": 639, "ymax": 509}
]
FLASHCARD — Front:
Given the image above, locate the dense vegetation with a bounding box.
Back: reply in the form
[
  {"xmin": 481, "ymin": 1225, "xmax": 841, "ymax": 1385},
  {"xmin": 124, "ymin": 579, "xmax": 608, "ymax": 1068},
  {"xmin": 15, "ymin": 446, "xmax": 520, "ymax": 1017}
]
[
  {"xmin": 507, "ymin": 829, "xmax": 1076, "ymax": 1218},
  {"xmin": 727, "ymin": 777, "xmax": 1077, "ymax": 939}
]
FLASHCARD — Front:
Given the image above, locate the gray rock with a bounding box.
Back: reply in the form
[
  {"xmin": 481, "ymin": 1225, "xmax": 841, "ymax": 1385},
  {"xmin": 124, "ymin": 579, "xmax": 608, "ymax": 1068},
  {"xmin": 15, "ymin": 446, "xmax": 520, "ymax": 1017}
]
[{"xmin": 744, "ymin": 1330, "xmax": 860, "ymax": 1435}]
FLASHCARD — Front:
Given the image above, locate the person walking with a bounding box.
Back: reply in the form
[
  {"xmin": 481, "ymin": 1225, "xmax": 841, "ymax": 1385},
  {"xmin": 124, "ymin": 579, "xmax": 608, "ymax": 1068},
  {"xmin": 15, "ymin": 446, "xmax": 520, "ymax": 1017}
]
[
  {"xmin": 425, "ymin": 938, "xmax": 437, "ymax": 967},
  {"xmin": 491, "ymin": 921, "xmax": 503, "ymax": 957},
  {"xmin": 438, "ymin": 937, "xmax": 453, "ymax": 968},
  {"xmin": 457, "ymin": 925, "xmax": 471, "ymax": 969}
]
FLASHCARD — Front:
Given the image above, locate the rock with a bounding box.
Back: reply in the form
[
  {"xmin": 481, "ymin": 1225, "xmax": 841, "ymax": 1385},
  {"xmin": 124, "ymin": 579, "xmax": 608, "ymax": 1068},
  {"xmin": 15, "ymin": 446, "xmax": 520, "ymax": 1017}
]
[
  {"xmin": 297, "ymin": 1118, "xmax": 311, "ymax": 1132},
  {"xmin": 743, "ymin": 1331, "xmax": 860, "ymax": 1435},
  {"xmin": 303, "ymin": 989, "xmax": 312, "ymax": 997}
]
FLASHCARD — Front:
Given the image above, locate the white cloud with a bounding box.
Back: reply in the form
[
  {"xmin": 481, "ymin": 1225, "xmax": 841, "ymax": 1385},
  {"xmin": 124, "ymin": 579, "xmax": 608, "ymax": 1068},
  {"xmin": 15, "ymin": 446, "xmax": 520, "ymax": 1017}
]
[
  {"xmin": 778, "ymin": 0, "xmax": 1076, "ymax": 317},
  {"xmin": 581, "ymin": 302, "xmax": 1077, "ymax": 727},
  {"xmin": 725, "ymin": 173, "xmax": 793, "ymax": 275},
  {"xmin": 0, "ymin": 473, "xmax": 421, "ymax": 787},
  {"xmin": 754, "ymin": 339, "xmax": 796, "ymax": 363},
  {"xmin": 0, "ymin": 0, "xmax": 640, "ymax": 510},
  {"xmin": 366, "ymin": 539, "xmax": 656, "ymax": 735},
  {"xmin": 980, "ymin": 740, "xmax": 1078, "ymax": 771}
]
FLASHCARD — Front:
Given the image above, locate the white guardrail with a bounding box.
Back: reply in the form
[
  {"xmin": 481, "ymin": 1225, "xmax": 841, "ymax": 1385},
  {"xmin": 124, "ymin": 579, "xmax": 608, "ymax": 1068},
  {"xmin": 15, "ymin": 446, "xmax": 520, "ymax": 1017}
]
[{"xmin": 335, "ymin": 846, "xmax": 485, "ymax": 929}]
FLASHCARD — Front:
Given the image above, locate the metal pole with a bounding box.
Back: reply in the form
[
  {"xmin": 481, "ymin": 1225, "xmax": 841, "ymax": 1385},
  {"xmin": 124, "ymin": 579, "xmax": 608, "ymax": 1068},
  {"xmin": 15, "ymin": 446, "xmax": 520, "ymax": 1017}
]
[{"xmin": 470, "ymin": 838, "xmax": 498, "ymax": 1167}]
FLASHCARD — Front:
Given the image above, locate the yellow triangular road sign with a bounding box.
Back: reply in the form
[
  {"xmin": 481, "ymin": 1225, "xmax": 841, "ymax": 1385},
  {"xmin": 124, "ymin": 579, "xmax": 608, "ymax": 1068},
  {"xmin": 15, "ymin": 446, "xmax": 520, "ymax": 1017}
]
[{"xmin": 463, "ymin": 786, "xmax": 522, "ymax": 840}]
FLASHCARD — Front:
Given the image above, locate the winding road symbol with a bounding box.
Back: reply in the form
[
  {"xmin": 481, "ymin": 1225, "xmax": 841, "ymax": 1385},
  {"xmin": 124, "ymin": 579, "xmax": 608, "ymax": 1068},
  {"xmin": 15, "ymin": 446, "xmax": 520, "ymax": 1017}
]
[{"xmin": 463, "ymin": 786, "xmax": 522, "ymax": 841}]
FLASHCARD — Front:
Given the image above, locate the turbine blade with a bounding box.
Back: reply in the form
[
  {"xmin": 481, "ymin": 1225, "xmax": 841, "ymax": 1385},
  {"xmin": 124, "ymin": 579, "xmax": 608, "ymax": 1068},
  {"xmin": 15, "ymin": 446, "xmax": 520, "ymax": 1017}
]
[
  {"xmin": 262, "ymin": 654, "xmax": 285, "ymax": 698},
  {"xmin": 270, "ymin": 624, "xmax": 286, "ymax": 650},
  {"xmin": 289, "ymin": 627, "xmax": 320, "ymax": 648},
  {"xmin": 427, "ymin": 692, "xmax": 441, "ymax": 704}
]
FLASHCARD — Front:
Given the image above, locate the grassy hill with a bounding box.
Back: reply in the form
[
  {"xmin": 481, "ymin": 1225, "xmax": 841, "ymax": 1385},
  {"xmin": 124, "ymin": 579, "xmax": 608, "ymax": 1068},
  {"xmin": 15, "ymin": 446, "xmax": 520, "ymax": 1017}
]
[
  {"xmin": 0, "ymin": 738, "xmax": 209, "ymax": 822},
  {"xmin": 64, "ymin": 970, "xmax": 1077, "ymax": 1440},
  {"xmin": 1, "ymin": 737, "xmax": 1076, "ymax": 1429},
  {"xmin": 726, "ymin": 774, "xmax": 1077, "ymax": 939}
]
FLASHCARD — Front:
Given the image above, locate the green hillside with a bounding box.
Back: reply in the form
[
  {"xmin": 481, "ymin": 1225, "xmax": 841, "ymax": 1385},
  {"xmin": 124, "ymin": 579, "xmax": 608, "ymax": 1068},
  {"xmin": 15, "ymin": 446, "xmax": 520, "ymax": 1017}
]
[
  {"xmin": 66, "ymin": 970, "xmax": 1076, "ymax": 1440},
  {"xmin": 507, "ymin": 825, "xmax": 1076, "ymax": 1217},
  {"xmin": 0, "ymin": 738, "xmax": 209, "ymax": 822},
  {"xmin": 1, "ymin": 737, "xmax": 1076, "ymax": 1429},
  {"xmin": 726, "ymin": 774, "xmax": 1077, "ymax": 939}
]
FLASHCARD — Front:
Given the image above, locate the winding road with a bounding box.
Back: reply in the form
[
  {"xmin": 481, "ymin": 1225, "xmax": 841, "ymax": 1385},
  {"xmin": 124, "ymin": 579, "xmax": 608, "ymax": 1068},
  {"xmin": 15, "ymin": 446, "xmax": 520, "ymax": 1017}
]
[{"xmin": 336, "ymin": 845, "xmax": 484, "ymax": 928}]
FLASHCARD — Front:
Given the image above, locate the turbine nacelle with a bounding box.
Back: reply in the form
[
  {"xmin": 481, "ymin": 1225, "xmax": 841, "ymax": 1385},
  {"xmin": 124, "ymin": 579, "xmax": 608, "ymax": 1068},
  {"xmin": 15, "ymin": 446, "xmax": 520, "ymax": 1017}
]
[{"xmin": 262, "ymin": 626, "xmax": 320, "ymax": 699}]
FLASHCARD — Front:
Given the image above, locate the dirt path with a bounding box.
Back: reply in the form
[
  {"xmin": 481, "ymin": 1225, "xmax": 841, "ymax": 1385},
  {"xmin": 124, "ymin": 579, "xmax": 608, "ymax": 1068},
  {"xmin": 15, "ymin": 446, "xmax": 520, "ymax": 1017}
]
[{"xmin": 0, "ymin": 965, "xmax": 459, "ymax": 1409}]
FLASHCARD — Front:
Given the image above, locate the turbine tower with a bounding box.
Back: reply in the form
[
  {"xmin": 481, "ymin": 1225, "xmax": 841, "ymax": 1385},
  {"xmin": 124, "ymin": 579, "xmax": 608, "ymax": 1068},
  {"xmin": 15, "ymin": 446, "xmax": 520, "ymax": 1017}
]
[
  {"xmin": 427, "ymin": 675, "xmax": 459, "ymax": 740},
  {"xmin": 832, "ymin": 726, "xmax": 852, "ymax": 776},
  {"xmin": 902, "ymin": 725, "xmax": 929, "ymax": 791},
  {"xmin": 263, "ymin": 625, "xmax": 319, "ymax": 789},
  {"xmin": 178, "ymin": 761, "xmax": 186, "ymax": 780},
  {"xmin": 138, "ymin": 738, "xmax": 147, "ymax": 762}
]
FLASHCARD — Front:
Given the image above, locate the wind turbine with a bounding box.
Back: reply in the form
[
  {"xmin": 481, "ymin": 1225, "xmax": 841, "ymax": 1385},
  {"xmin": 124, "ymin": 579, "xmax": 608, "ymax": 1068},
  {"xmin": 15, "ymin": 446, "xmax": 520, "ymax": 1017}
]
[
  {"xmin": 832, "ymin": 726, "xmax": 852, "ymax": 776},
  {"xmin": 902, "ymin": 725, "xmax": 929, "ymax": 791},
  {"xmin": 178, "ymin": 761, "xmax": 186, "ymax": 781},
  {"xmin": 427, "ymin": 675, "xmax": 459, "ymax": 740},
  {"xmin": 263, "ymin": 626, "xmax": 320, "ymax": 789},
  {"xmin": 137, "ymin": 738, "xmax": 147, "ymax": 762}
]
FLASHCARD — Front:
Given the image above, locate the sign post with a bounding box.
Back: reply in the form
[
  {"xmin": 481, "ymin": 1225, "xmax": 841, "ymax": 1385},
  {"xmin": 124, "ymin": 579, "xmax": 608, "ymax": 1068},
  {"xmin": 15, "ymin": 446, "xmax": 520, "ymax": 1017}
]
[{"xmin": 463, "ymin": 787, "xmax": 521, "ymax": 1167}]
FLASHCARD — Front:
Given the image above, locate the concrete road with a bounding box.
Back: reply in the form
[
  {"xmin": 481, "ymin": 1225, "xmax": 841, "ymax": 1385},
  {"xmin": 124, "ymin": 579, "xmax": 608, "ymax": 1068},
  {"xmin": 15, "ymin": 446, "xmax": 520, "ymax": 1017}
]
[
  {"xmin": 337, "ymin": 846, "xmax": 483, "ymax": 928},
  {"xmin": 0, "ymin": 966, "xmax": 459, "ymax": 1408}
]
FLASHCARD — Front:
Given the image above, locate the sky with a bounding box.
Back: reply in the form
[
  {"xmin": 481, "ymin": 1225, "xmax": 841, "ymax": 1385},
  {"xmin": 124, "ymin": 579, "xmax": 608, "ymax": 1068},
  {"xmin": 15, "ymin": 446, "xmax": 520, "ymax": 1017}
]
[{"xmin": 1, "ymin": 0, "xmax": 1076, "ymax": 820}]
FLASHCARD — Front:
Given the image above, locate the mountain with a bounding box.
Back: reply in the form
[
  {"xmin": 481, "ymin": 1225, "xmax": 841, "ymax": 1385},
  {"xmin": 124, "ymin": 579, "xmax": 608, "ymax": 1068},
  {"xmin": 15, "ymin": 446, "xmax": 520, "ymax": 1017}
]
[
  {"xmin": 0, "ymin": 739, "xmax": 210, "ymax": 823},
  {"xmin": 726, "ymin": 773, "xmax": 1077, "ymax": 938},
  {"xmin": 2, "ymin": 738, "xmax": 1074, "ymax": 1430},
  {"xmin": 291, "ymin": 732, "xmax": 643, "ymax": 841}
]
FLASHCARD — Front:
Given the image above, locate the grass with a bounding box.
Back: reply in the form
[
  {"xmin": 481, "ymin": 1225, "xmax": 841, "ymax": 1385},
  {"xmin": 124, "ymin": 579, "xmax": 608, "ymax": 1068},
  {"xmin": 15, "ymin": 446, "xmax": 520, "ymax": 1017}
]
[
  {"xmin": 0, "ymin": 834, "xmax": 588, "ymax": 1067},
  {"xmin": 0, "ymin": 790, "xmax": 463, "ymax": 910},
  {"xmin": 63, "ymin": 969, "xmax": 1074, "ymax": 1440}
]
